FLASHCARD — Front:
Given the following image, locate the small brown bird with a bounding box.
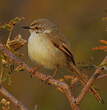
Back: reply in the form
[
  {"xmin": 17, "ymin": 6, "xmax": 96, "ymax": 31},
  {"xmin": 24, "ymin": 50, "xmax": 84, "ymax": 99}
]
[
  {"xmin": 23, "ymin": 18, "xmax": 103, "ymax": 103},
  {"xmin": 23, "ymin": 18, "xmax": 75, "ymax": 72}
]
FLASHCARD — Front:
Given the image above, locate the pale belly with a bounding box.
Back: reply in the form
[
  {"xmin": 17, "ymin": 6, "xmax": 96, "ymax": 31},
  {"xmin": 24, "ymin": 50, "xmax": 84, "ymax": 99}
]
[{"xmin": 28, "ymin": 33, "xmax": 67, "ymax": 69}]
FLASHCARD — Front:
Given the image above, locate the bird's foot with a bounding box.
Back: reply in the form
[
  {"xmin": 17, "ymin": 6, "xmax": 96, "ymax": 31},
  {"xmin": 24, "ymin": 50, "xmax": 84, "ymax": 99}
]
[{"xmin": 29, "ymin": 65, "xmax": 42, "ymax": 77}]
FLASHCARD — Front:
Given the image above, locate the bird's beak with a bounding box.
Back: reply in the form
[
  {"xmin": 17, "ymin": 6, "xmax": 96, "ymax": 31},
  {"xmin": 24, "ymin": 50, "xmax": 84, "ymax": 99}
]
[{"xmin": 21, "ymin": 26, "xmax": 31, "ymax": 29}]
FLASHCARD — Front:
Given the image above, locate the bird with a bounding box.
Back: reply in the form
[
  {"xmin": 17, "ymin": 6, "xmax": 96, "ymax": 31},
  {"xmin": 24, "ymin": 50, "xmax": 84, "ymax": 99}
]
[{"xmin": 22, "ymin": 18, "xmax": 103, "ymax": 103}]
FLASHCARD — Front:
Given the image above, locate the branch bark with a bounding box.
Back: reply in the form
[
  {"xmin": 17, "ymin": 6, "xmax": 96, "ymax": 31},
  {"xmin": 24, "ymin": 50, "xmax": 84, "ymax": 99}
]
[
  {"xmin": 0, "ymin": 42, "xmax": 106, "ymax": 110},
  {"xmin": 0, "ymin": 43, "xmax": 80, "ymax": 110},
  {"xmin": 0, "ymin": 85, "xmax": 29, "ymax": 110},
  {"xmin": 76, "ymin": 67, "xmax": 104, "ymax": 104}
]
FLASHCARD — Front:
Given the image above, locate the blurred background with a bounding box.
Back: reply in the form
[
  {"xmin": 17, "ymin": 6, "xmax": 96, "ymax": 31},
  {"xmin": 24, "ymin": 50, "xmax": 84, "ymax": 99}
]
[{"xmin": 0, "ymin": 0, "xmax": 107, "ymax": 110}]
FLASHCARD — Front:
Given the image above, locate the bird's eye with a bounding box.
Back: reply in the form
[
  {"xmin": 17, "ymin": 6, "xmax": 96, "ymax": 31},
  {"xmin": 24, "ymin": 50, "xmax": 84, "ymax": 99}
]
[{"xmin": 35, "ymin": 27, "xmax": 39, "ymax": 29}]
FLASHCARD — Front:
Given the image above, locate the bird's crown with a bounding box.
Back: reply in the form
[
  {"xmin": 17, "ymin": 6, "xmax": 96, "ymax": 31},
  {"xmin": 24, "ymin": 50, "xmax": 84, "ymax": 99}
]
[{"xmin": 29, "ymin": 18, "xmax": 58, "ymax": 33}]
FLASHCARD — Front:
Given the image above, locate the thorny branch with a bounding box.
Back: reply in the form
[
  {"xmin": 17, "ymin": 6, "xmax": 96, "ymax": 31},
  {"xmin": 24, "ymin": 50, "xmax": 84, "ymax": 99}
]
[
  {"xmin": 0, "ymin": 85, "xmax": 29, "ymax": 110},
  {"xmin": 0, "ymin": 42, "xmax": 106, "ymax": 110},
  {"xmin": 0, "ymin": 43, "xmax": 79, "ymax": 110},
  {"xmin": 76, "ymin": 67, "xmax": 104, "ymax": 104}
]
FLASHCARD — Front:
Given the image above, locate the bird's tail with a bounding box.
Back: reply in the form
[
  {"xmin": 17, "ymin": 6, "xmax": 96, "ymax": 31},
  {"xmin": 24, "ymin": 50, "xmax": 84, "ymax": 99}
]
[{"xmin": 68, "ymin": 63, "xmax": 104, "ymax": 104}]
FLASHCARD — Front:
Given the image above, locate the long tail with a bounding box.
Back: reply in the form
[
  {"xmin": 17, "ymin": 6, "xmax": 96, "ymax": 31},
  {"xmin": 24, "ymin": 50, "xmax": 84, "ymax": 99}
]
[{"xmin": 68, "ymin": 63, "xmax": 104, "ymax": 104}]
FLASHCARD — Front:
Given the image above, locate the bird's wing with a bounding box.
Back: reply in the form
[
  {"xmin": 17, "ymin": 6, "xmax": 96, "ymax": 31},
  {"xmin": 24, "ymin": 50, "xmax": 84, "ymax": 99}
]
[{"xmin": 46, "ymin": 31, "xmax": 76, "ymax": 65}]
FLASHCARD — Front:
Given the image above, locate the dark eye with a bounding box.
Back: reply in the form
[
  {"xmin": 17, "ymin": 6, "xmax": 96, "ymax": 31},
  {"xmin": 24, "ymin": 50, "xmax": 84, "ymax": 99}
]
[{"xmin": 35, "ymin": 27, "xmax": 40, "ymax": 29}]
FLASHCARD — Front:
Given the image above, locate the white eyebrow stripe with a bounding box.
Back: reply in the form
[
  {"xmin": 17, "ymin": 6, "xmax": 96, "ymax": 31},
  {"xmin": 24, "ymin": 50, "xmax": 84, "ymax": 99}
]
[{"xmin": 43, "ymin": 29, "xmax": 51, "ymax": 33}]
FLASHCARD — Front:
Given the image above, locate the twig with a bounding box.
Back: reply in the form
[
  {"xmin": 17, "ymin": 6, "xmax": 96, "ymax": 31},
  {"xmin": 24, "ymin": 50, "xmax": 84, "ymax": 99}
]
[
  {"xmin": 0, "ymin": 84, "xmax": 29, "ymax": 110},
  {"xmin": 70, "ymin": 63, "xmax": 103, "ymax": 103},
  {"xmin": 6, "ymin": 27, "xmax": 13, "ymax": 47},
  {"xmin": 0, "ymin": 43, "xmax": 80, "ymax": 110},
  {"xmin": 97, "ymin": 73, "xmax": 107, "ymax": 79},
  {"xmin": 1, "ymin": 42, "xmax": 107, "ymax": 110},
  {"xmin": 76, "ymin": 67, "xmax": 104, "ymax": 104}
]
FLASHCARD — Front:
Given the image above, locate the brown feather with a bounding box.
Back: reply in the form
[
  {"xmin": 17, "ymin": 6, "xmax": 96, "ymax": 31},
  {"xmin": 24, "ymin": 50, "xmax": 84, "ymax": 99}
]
[{"xmin": 46, "ymin": 31, "xmax": 76, "ymax": 65}]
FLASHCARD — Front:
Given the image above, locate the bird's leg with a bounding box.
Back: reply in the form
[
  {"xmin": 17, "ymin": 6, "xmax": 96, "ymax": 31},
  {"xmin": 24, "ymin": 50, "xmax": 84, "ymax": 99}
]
[
  {"xmin": 42, "ymin": 67, "xmax": 58, "ymax": 86},
  {"xmin": 52, "ymin": 66, "xmax": 58, "ymax": 78}
]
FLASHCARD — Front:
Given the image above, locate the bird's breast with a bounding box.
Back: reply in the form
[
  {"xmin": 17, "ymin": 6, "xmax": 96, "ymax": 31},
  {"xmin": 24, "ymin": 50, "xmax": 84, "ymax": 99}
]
[{"xmin": 28, "ymin": 32, "xmax": 67, "ymax": 69}]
